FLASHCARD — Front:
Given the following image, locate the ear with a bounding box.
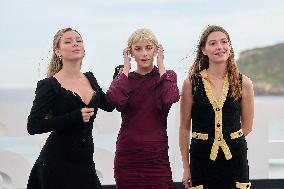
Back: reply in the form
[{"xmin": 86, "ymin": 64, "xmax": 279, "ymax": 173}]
[
  {"xmin": 129, "ymin": 48, "xmax": 134, "ymax": 58},
  {"xmin": 55, "ymin": 48, "xmax": 61, "ymax": 57},
  {"xmin": 201, "ymin": 48, "xmax": 207, "ymax": 56}
]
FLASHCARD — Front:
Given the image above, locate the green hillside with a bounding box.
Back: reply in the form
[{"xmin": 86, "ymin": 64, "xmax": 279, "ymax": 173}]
[{"xmin": 237, "ymin": 43, "xmax": 284, "ymax": 95}]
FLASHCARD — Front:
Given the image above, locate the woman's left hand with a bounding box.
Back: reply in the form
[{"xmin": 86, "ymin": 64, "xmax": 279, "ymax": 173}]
[{"xmin": 157, "ymin": 44, "xmax": 166, "ymax": 76}]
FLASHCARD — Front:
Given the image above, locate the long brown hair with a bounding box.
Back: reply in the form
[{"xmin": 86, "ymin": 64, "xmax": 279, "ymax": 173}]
[
  {"xmin": 189, "ymin": 25, "xmax": 242, "ymax": 101},
  {"xmin": 47, "ymin": 27, "xmax": 82, "ymax": 77}
]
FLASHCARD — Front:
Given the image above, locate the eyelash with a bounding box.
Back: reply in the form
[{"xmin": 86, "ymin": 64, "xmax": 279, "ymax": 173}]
[
  {"xmin": 210, "ymin": 41, "xmax": 228, "ymax": 45},
  {"xmin": 134, "ymin": 47, "xmax": 153, "ymax": 51},
  {"xmin": 64, "ymin": 40, "xmax": 83, "ymax": 44}
]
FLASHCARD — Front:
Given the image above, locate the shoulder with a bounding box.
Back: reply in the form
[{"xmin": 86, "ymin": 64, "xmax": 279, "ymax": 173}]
[
  {"xmin": 165, "ymin": 69, "xmax": 177, "ymax": 78},
  {"xmin": 182, "ymin": 76, "xmax": 192, "ymax": 93},
  {"xmin": 85, "ymin": 71, "xmax": 96, "ymax": 80},
  {"xmin": 85, "ymin": 71, "xmax": 99, "ymax": 84},
  {"xmin": 35, "ymin": 77, "xmax": 60, "ymax": 95},
  {"xmin": 166, "ymin": 69, "xmax": 176, "ymax": 75},
  {"xmin": 242, "ymin": 74, "xmax": 253, "ymax": 90},
  {"xmin": 84, "ymin": 71, "xmax": 103, "ymax": 91},
  {"xmin": 241, "ymin": 74, "xmax": 254, "ymax": 98},
  {"xmin": 36, "ymin": 77, "xmax": 55, "ymax": 89},
  {"xmin": 183, "ymin": 76, "xmax": 191, "ymax": 86}
]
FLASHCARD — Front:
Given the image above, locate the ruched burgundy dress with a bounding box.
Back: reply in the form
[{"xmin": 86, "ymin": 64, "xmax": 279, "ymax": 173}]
[{"xmin": 106, "ymin": 66, "xmax": 180, "ymax": 189}]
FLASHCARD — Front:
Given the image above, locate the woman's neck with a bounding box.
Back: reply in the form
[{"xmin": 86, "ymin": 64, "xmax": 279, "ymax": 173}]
[
  {"xmin": 207, "ymin": 62, "xmax": 227, "ymax": 78},
  {"xmin": 136, "ymin": 65, "xmax": 154, "ymax": 75},
  {"xmin": 60, "ymin": 60, "xmax": 82, "ymax": 79}
]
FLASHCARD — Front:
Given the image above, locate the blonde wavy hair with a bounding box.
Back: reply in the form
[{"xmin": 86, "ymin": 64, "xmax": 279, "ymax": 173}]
[
  {"xmin": 47, "ymin": 27, "xmax": 82, "ymax": 77},
  {"xmin": 127, "ymin": 28, "xmax": 158, "ymax": 47},
  {"xmin": 189, "ymin": 25, "xmax": 242, "ymax": 101}
]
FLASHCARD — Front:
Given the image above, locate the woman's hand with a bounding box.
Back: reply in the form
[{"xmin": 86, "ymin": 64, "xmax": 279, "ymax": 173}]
[
  {"xmin": 81, "ymin": 107, "xmax": 94, "ymax": 123},
  {"xmin": 157, "ymin": 44, "xmax": 166, "ymax": 76},
  {"xmin": 122, "ymin": 47, "xmax": 131, "ymax": 77},
  {"xmin": 182, "ymin": 167, "xmax": 192, "ymax": 189}
]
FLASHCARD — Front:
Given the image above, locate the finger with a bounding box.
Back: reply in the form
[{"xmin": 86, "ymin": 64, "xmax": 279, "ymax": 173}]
[
  {"xmin": 81, "ymin": 107, "xmax": 87, "ymax": 113},
  {"xmin": 82, "ymin": 107, "xmax": 91, "ymax": 113},
  {"xmin": 123, "ymin": 47, "xmax": 131, "ymax": 56},
  {"xmin": 84, "ymin": 119, "xmax": 89, "ymax": 123},
  {"xmin": 182, "ymin": 182, "xmax": 189, "ymax": 188},
  {"xmin": 84, "ymin": 108, "xmax": 94, "ymax": 114}
]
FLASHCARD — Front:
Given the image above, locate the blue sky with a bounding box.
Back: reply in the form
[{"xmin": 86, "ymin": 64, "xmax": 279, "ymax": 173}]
[{"xmin": 1, "ymin": 0, "xmax": 284, "ymax": 89}]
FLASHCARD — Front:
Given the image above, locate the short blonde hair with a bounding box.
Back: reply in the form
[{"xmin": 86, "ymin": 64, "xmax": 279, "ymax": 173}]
[{"xmin": 127, "ymin": 28, "xmax": 158, "ymax": 47}]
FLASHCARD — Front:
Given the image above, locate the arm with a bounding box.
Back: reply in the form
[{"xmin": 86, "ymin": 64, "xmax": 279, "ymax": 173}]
[
  {"xmin": 157, "ymin": 44, "xmax": 166, "ymax": 76},
  {"xmin": 98, "ymin": 89, "xmax": 115, "ymax": 112},
  {"xmin": 241, "ymin": 75, "xmax": 254, "ymax": 136},
  {"xmin": 106, "ymin": 73, "xmax": 131, "ymax": 112},
  {"xmin": 157, "ymin": 70, "xmax": 180, "ymax": 107},
  {"xmin": 179, "ymin": 77, "xmax": 193, "ymax": 189},
  {"xmin": 89, "ymin": 73, "xmax": 115, "ymax": 112},
  {"xmin": 27, "ymin": 80, "xmax": 83, "ymax": 135}
]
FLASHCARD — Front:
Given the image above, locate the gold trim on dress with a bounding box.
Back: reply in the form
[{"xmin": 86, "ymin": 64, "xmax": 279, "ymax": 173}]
[
  {"xmin": 236, "ymin": 181, "xmax": 251, "ymax": 189},
  {"xmin": 230, "ymin": 129, "xmax": 244, "ymax": 139},
  {"xmin": 192, "ymin": 132, "xmax": 208, "ymax": 140},
  {"xmin": 191, "ymin": 185, "xmax": 204, "ymax": 189},
  {"xmin": 200, "ymin": 70, "xmax": 232, "ymax": 161}
]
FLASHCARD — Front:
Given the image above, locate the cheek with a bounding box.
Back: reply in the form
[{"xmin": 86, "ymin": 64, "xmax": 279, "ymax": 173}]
[{"xmin": 149, "ymin": 51, "xmax": 157, "ymax": 58}]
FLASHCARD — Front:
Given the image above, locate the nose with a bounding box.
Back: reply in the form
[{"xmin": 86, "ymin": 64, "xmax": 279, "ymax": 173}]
[
  {"xmin": 73, "ymin": 42, "xmax": 79, "ymax": 47},
  {"xmin": 216, "ymin": 42, "xmax": 223, "ymax": 50},
  {"xmin": 142, "ymin": 49, "xmax": 148, "ymax": 57}
]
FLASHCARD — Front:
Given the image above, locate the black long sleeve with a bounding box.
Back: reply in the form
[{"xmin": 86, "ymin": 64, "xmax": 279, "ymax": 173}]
[
  {"xmin": 85, "ymin": 71, "xmax": 115, "ymax": 112},
  {"xmin": 27, "ymin": 79, "xmax": 83, "ymax": 135}
]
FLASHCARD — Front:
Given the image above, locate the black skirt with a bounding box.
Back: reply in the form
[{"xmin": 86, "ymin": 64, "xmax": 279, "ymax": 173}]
[
  {"xmin": 27, "ymin": 159, "xmax": 102, "ymax": 189},
  {"xmin": 190, "ymin": 150, "xmax": 249, "ymax": 189}
]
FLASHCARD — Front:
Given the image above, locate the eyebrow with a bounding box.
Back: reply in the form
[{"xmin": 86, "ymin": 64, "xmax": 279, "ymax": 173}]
[
  {"xmin": 134, "ymin": 44, "xmax": 153, "ymax": 47},
  {"xmin": 63, "ymin": 37, "xmax": 82, "ymax": 40},
  {"xmin": 208, "ymin": 38, "xmax": 228, "ymax": 42}
]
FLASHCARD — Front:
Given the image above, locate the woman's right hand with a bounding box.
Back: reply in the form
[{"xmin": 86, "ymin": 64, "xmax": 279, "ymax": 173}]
[
  {"xmin": 81, "ymin": 107, "xmax": 94, "ymax": 123},
  {"xmin": 182, "ymin": 167, "xmax": 192, "ymax": 189},
  {"xmin": 122, "ymin": 47, "xmax": 131, "ymax": 76}
]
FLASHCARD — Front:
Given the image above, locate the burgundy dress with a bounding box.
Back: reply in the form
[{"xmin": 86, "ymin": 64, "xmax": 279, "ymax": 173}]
[{"xmin": 106, "ymin": 66, "xmax": 179, "ymax": 189}]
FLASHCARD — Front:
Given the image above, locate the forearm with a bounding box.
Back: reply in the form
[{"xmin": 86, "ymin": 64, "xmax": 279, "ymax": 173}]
[
  {"xmin": 158, "ymin": 70, "xmax": 180, "ymax": 105},
  {"xmin": 179, "ymin": 127, "xmax": 190, "ymax": 170},
  {"xmin": 106, "ymin": 74, "xmax": 131, "ymax": 111},
  {"xmin": 27, "ymin": 109, "xmax": 83, "ymax": 135},
  {"xmin": 241, "ymin": 121, "xmax": 253, "ymax": 136},
  {"xmin": 158, "ymin": 65, "xmax": 166, "ymax": 76}
]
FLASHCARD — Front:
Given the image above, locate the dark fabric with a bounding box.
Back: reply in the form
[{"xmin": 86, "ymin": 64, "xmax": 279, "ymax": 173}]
[
  {"xmin": 27, "ymin": 72, "xmax": 114, "ymax": 189},
  {"xmin": 189, "ymin": 73, "xmax": 249, "ymax": 188},
  {"xmin": 106, "ymin": 66, "xmax": 180, "ymax": 189}
]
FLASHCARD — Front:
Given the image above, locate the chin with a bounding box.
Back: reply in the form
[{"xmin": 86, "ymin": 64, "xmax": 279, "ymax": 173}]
[
  {"xmin": 214, "ymin": 58, "xmax": 228, "ymax": 64},
  {"xmin": 139, "ymin": 62, "xmax": 152, "ymax": 68}
]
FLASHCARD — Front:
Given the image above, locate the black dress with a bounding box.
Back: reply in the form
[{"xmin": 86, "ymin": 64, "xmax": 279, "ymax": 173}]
[
  {"xmin": 26, "ymin": 72, "xmax": 114, "ymax": 189},
  {"xmin": 189, "ymin": 70, "xmax": 251, "ymax": 189}
]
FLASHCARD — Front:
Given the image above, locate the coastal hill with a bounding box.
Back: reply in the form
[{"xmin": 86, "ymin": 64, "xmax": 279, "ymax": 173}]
[{"xmin": 237, "ymin": 43, "xmax": 284, "ymax": 95}]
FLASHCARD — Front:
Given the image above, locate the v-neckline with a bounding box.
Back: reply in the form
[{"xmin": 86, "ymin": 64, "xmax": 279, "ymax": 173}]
[
  {"xmin": 51, "ymin": 73, "xmax": 96, "ymax": 106},
  {"xmin": 200, "ymin": 70, "xmax": 229, "ymax": 106}
]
